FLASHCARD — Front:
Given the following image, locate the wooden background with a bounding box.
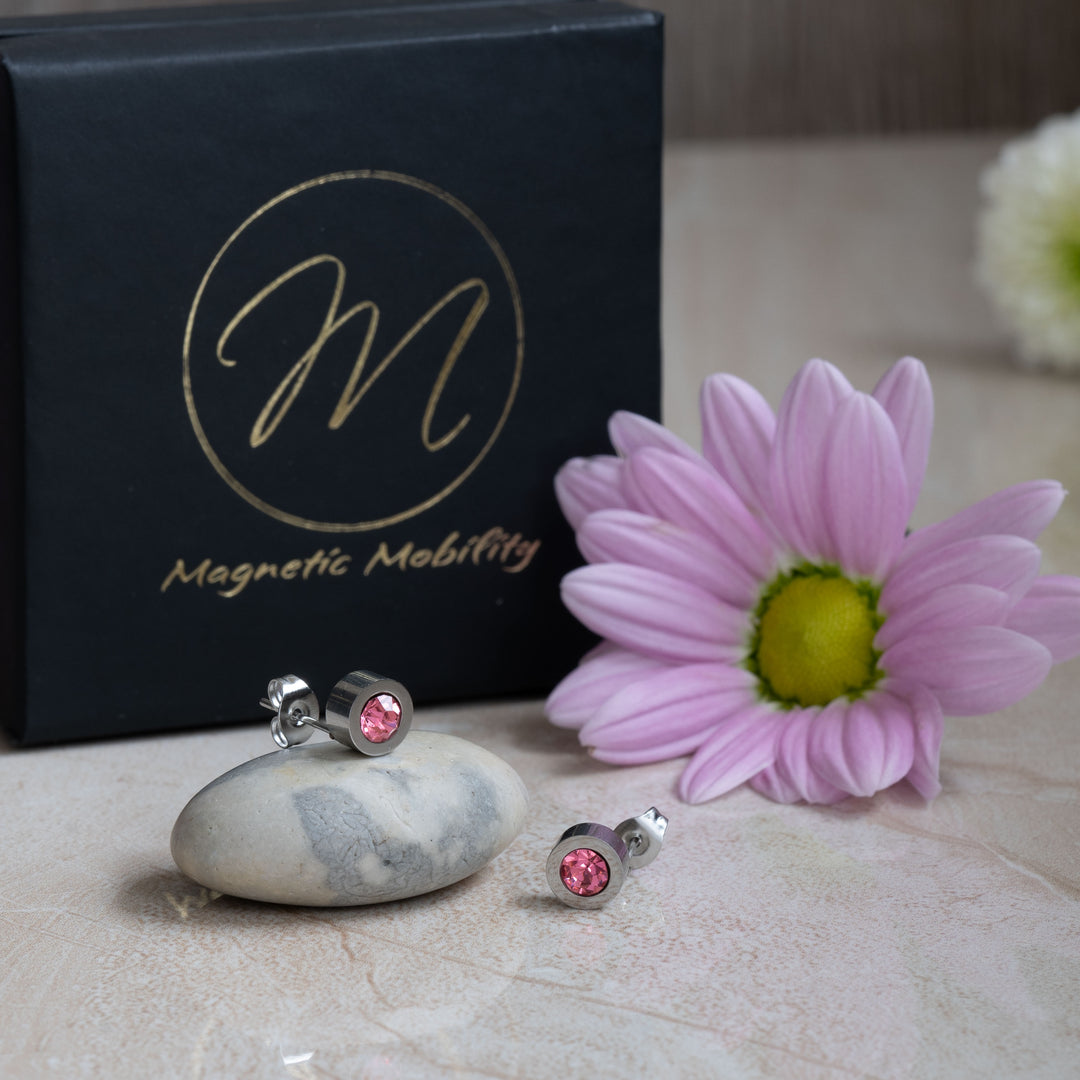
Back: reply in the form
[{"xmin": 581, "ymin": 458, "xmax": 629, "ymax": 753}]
[
  {"xmin": 3, "ymin": 0, "xmax": 1080, "ymax": 137},
  {"xmin": 632, "ymin": 0, "xmax": 1080, "ymax": 137}
]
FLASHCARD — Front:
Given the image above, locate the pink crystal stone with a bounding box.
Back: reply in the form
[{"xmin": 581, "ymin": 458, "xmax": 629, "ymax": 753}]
[
  {"xmin": 359, "ymin": 693, "xmax": 401, "ymax": 743},
  {"xmin": 559, "ymin": 848, "xmax": 610, "ymax": 896}
]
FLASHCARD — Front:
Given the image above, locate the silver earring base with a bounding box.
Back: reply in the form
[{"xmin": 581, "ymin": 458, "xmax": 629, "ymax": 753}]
[
  {"xmin": 263, "ymin": 675, "xmax": 320, "ymax": 748},
  {"xmin": 615, "ymin": 806, "xmax": 667, "ymax": 869}
]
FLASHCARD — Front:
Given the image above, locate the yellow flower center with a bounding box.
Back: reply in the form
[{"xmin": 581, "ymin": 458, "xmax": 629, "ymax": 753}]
[
  {"xmin": 1058, "ymin": 235, "xmax": 1080, "ymax": 297},
  {"xmin": 750, "ymin": 568, "xmax": 882, "ymax": 708}
]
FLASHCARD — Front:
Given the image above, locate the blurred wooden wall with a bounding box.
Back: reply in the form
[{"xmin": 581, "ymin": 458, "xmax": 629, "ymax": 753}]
[
  {"xmin": 628, "ymin": 0, "xmax": 1080, "ymax": 137},
  {"xmin": 4, "ymin": 0, "xmax": 1080, "ymax": 137}
]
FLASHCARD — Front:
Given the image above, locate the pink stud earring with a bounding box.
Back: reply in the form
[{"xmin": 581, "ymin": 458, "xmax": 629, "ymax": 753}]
[
  {"xmin": 546, "ymin": 807, "xmax": 668, "ymax": 909},
  {"xmin": 259, "ymin": 670, "xmax": 413, "ymax": 756}
]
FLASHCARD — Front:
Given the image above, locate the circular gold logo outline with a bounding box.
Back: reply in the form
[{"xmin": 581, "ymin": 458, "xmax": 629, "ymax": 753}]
[{"xmin": 183, "ymin": 170, "xmax": 524, "ymax": 533}]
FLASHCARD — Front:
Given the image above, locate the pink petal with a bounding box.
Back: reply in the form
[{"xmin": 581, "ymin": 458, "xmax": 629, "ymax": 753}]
[
  {"xmin": 898, "ymin": 481, "xmax": 1065, "ymax": 567},
  {"xmin": 555, "ymin": 456, "xmax": 627, "ymax": 531},
  {"xmin": 881, "ymin": 535, "xmax": 1041, "ymax": 613},
  {"xmin": 748, "ymin": 764, "xmax": 804, "ymax": 803},
  {"xmin": 875, "ymin": 584, "xmax": 1010, "ymax": 652},
  {"xmin": 577, "ymin": 509, "xmax": 760, "ymax": 608},
  {"xmin": 561, "ymin": 564, "xmax": 750, "ymax": 664},
  {"xmin": 880, "ymin": 678, "xmax": 943, "ymax": 800},
  {"xmin": 1005, "ymin": 575, "xmax": 1080, "ymax": 663},
  {"xmin": 821, "ymin": 393, "xmax": 910, "ymax": 581},
  {"xmin": 807, "ymin": 695, "xmax": 916, "ymax": 798},
  {"xmin": 678, "ymin": 704, "xmax": 783, "ymax": 803},
  {"xmin": 756, "ymin": 707, "xmax": 849, "ymax": 804},
  {"xmin": 623, "ymin": 448, "xmax": 778, "ymax": 580},
  {"xmin": 882, "ymin": 626, "xmax": 1052, "ymax": 715},
  {"xmin": 582, "ymin": 664, "xmax": 757, "ymax": 763},
  {"xmin": 545, "ymin": 644, "xmax": 669, "ymax": 730},
  {"xmin": 608, "ymin": 411, "xmax": 699, "ymax": 461},
  {"xmin": 700, "ymin": 373, "xmax": 776, "ymax": 516},
  {"xmin": 769, "ymin": 358, "xmax": 854, "ymax": 558},
  {"xmin": 872, "ymin": 357, "xmax": 933, "ymax": 520}
]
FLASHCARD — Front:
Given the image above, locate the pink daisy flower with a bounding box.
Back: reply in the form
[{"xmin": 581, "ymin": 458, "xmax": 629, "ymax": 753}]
[{"xmin": 546, "ymin": 358, "xmax": 1080, "ymax": 804}]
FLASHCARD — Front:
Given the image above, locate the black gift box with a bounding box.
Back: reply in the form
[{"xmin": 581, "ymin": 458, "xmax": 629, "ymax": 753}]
[{"xmin": 0, "ymin": 0, "xmax": 662, "ymax": 744}]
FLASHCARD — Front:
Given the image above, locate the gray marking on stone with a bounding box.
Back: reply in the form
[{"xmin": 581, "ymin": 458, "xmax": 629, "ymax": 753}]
[
  {"xmin": 437, "ymin": 765, "xmax": 501, "ymax": 868},
  {"xmin": 293, "ymin": 766, "xmax": 506, "ymax": 904},
  {"xmin": 295, "ymin": 785, "xmax": 452, "ymax": 903}
]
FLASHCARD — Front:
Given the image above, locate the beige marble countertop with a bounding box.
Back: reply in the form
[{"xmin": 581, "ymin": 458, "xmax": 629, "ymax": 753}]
[{"xmin": 3, "ymin": 136, "xmax": 1080, "ymax": 1079}]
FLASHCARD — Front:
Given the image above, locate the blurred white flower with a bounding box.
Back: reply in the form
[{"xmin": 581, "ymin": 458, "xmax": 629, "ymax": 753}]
[{"xmin": 977, "ymin": 112, "xmax": 1080, "ymax": 371}]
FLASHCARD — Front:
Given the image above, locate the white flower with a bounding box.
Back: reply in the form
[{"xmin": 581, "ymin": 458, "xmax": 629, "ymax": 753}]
[{"xmin": 977, "ymin": 112, "xmax": 1080, "ymax": 371}]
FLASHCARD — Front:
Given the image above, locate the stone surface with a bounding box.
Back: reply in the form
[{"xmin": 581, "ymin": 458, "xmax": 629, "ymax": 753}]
[{"xmin": 170, "ymin": 731, "xmax": 527, "ymax": 906}]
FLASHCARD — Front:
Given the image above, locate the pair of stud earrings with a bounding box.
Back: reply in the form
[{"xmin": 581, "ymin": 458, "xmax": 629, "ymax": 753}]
[
  {"xmin": 259, "ymin": 668, "xmax": 667, "ymax": 909},
  {"xmin": 258, "ymin": 669, "xmax": 413, "ymax": 756}
]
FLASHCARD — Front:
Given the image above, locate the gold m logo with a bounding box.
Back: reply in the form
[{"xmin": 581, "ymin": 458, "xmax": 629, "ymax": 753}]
[{"xmin": 183, "ymin": 171, "xmax": 523, "ymax": 533}]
